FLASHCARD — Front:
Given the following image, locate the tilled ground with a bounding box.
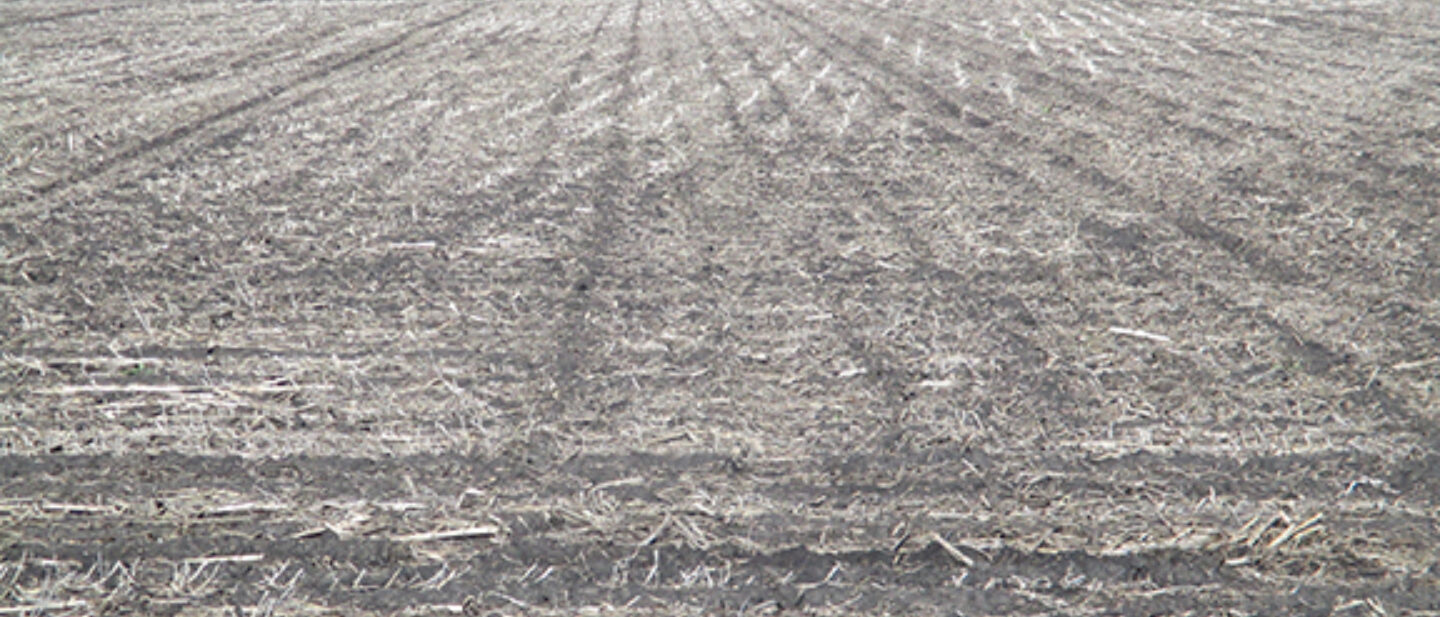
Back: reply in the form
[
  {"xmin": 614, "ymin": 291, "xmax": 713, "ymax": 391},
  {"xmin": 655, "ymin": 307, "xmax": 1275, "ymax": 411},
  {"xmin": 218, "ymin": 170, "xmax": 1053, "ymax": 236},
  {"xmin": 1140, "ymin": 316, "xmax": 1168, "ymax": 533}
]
[{"xmin": 2, "ymin": 0, "xmax": 1438, "ymax": 614}]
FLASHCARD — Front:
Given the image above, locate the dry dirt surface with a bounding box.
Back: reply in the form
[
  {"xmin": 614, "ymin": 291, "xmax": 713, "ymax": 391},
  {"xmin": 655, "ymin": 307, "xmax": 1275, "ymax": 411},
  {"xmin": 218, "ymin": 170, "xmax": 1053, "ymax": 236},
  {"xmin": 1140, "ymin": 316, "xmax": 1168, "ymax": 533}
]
[{"xmin": 3, "ymin": 0, "xmax": 1439, "ymax": 614}]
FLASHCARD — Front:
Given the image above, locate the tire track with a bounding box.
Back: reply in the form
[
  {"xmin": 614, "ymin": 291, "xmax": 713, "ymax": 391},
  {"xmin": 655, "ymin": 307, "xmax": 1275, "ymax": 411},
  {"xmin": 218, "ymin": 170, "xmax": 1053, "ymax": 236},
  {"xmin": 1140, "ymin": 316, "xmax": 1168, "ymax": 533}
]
[
  {"xmin": 542, "ymin": 0, "xmax": 648, "ymax": 423},
  {"xmin": 677, "ymin": 0, "xmax": 749, "ymax": 139},
  {"xmin": 827, "ymin": 0, "xmax": 1379, "ymax": 164},
  {"xmin": 0, "ymin": 3, "xmax": 138, "ymax": 31},
  {"xmin": 441, "ymin": 6, "xmax": 644, "ymax": 167},
  {"xmin": 365, "ymin": 0, "xmax": 725, "ymax": 429},
  {"xmin": 760, "ymin": 0, "xmax": 1435, "ymax": 444},
  {"xmin": 613, "ymin": 0, "xmax": 648, "ymax": 109},
  {"xmin": 586, "ymin": 0, "xmax": 618, "ymax": 41},
  {"xmin": 461, "ymin": 7, "xmax": 640, "ymax": 189},
  {"xmin": 684, "ymin": 0, "xmax": 933, "ymax": 417},
  {"xmin": 210, "ymin": 16, "xmax": 542, "ymax": 211},
  {"xmin": 681, "ymin": 0, "xmax": 1066, "ymax": 425},
  {"xmin": 728, "ymin": 5, "xmax": 1195, "ymax": 420},
  {"xmin": 4, "ymin": 4, "xmax": 485, "ymax": 210},
  {"xmin": 833, "ymin": 0, "xmax": 1374, "ymax": 287},
  {"xmin": 756, "ymin": 0, "xmax": 967, "ymax": 119},
  {"xmin": 193, "ymin": 5, "xmax": 628, "ymax": 353},
  {"xmin": 762, "ymin": 3, "xmax": 1312, "ymax": 308},
  {"xmin": 692, "ymin": 0, "xmax": 802, "ymax": 133},
  {"xmin": 179, "ymin": 14, "xmax": 389, "ymax": 85},
  {"xmin": 2, "ymin": 6, "xmax": 323, "ymax": 90},
  {"xmin": 757, "ymin": 1, "xmax": 1440, "ymax": 580},
  {"xmin": 731, "ymin": 3, "xmax": 983, "ymax": 260},
  {"xmin": 899, "ymin": 0, "xmax": 1436, "ymax": 231},
  {"xmin": 0, "ymin": 7, "xmax": 393, "ymax": 199},
  {"xmin": 1203, "ymin": 3, "xmax": 1440, "ymax": 46},
  {"xmin": 410, "ymin": 3, "xmax": 653, "ymax": 237}
]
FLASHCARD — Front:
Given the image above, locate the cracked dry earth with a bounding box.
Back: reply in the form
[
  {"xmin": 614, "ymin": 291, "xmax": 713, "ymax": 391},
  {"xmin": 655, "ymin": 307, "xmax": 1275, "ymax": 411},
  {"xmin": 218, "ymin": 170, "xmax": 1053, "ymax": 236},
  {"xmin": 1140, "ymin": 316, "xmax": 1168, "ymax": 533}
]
[{"xmin": 2, "ymin": 0, "xmax": 1438, "ymax": 614}]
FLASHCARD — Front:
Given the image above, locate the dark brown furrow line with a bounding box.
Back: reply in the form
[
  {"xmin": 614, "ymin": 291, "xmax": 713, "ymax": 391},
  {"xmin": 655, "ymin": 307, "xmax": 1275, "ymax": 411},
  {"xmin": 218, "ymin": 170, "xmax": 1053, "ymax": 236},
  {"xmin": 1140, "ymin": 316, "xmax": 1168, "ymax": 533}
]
[
  {"xmin": 740, "ymin": 0, "xmax": 915, "ymax": 131},
  {"xmin": 1200, "ymin": 3, "xmax": 1440, "ymax": 46},
  {"xmin": 0, "ymin": 3, "xmax": 139, "ymax": 30},
  {"xmin": 810, "ymin": 1, "xmax": 1437, "ymax": 299},
  {"xmin": 123, "ymin": 19, "xmax": 553, "ymax": 242},
  {"xmin": 828, "ymin": 0, "xmax": 1393, "ymax": 145},
  {"xmin": 3, "ymin": 12, "xmax": 367, "ymax": 92},
  {"xmin": 611, "ymin": 0, "xmax": 648, "ymax": 109},
  {"xmin": 691, "ymin": 0, "xmax": 806, "ymax": 133},
  {"xmin": 540, "ymin": 0, "xmax": 651, "ymax": 422},
  {"xmin": 677, "ymin": 0, "xmax": 750, "ymax": 139},
  {"xmin": 710, "ymin": 0, "xmax": 1076, "ymax": 424},
  {"xmin": 586, "ymin": 0, "xmax": 619, "ymax": 41},
  {"xmin": 724, "ymin": 1, "xmax": 955, "ymax": 420},
  {"xmin": 759, "ymin": 0, "xmax": 1323, "ymax": 291},
  {"xmin": 755, "ymin": 0, "xmax": 973, "ymax": 121},
  {"xmin": 751, "ymin": 0, "xmax": 1435, "ymax": 438},
  {"xmin": 0, "ymin": 9, "xmax": 395, "ymax": 198},
  {"xmin": 4, "ymin": 4, "xmax": 486, "ymax": 210}
]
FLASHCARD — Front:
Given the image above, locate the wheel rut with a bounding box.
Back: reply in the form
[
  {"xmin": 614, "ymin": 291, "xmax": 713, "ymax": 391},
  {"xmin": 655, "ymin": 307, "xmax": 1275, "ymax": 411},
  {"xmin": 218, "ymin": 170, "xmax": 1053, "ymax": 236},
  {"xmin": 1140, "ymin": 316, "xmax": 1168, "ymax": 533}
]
[
  {"xmin": 5, "ymin": 4, "xmax": 485, "ymax": 210},
  {"xmin": 753, "ymin": 0, "xmax": 1428, "ymax": 439}
]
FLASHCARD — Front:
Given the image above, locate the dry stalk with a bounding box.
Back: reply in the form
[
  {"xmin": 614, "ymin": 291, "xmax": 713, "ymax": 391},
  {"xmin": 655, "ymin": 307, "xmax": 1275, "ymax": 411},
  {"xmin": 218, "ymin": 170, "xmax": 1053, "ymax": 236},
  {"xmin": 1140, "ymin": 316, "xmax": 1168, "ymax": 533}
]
[
  {"xmin": 198, "ymin": 502, "xmax": 287, "ymax": 518},
  {"xmin": 181, "ymin": 554, "xmax": 265, "ymax": 566},
  {"xmin": 395, "ymin": 526, "xmax": 501, "ymax": 543},
  {"xmin": 0, "ymin": 601, "xmax": 89, "ymax": 615},
  {"xmin": 41, "ymin": 503, "xmax": 116, "ymax": 516},
  {"xmin": 1265, "ymin": 512, "xmax": 1324, "ymax": 551},
  {"xmin": 1108, "ymin": 326, "xmax": 1172, "ymax": 344},
  {"xmin": 928, "ymin": 533, "xmax": 975, "ymax": 567},
  {"xmin": 35, "ymin": 383, "xmax": 334, "ymax": 395}
]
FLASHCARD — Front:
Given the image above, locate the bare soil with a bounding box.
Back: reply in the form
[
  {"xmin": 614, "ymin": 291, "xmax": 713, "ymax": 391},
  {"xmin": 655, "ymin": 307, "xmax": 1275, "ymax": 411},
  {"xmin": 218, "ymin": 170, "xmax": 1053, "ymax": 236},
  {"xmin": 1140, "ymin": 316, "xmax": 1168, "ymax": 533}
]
[{"xmin": 2, "ymin": 0, "xmax": 1438, "ymax": 614}]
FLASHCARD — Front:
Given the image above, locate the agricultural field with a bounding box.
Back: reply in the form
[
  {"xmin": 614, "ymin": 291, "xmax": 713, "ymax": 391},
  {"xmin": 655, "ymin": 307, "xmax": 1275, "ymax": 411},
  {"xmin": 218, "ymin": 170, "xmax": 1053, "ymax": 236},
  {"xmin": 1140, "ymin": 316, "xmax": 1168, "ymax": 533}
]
[{"xmin": 2, "ymin": 0, "xmax": 1438, "ymax": 614}]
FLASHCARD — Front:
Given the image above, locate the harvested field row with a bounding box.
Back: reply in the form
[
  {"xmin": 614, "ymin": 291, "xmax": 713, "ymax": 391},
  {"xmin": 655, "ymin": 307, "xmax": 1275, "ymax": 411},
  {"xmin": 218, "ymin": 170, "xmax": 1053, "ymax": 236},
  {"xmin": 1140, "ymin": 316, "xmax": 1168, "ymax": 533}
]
[{"xmin": 2, "ymin": 0, "xmax": 1438, "ymax": 614}]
